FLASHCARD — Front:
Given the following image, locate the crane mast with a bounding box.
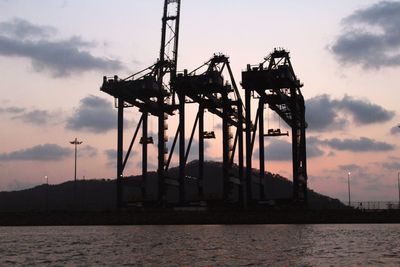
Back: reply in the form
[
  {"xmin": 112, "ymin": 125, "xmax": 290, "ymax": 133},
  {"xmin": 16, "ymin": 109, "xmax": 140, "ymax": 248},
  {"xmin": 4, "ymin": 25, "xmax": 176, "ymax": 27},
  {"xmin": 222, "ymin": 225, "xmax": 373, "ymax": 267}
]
[
  {"xmin": 101, "ymin": 0, "xmax": 181, "ymax": 207},
  {"xmin": 100, "ymin": 1, "xmax": 308, "ymax": 208},
  {"xmin": 156, "ymin": 0, "xmax": 181, "ymax": 203}
]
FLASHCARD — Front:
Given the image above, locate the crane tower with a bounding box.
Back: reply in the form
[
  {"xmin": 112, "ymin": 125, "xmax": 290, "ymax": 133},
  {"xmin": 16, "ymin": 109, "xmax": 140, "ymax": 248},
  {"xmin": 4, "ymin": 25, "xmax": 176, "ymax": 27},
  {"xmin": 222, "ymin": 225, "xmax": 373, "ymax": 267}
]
[
  {"xmin": 100, "ymin": 0, "xmax": 308, "ymax": 208},
  {"xmin": 242, "ymin": 48, "xmax": 308, "ymax": 204},
  {"xmin": 101, "ymin": 0, "xmax": 181, "ymax": 207}
]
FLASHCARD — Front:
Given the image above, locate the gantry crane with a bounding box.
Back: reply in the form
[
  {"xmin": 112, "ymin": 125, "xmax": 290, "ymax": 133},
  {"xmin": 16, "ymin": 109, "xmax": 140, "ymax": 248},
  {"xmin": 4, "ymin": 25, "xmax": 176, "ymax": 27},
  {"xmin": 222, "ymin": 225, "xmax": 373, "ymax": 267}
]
[
  {"xmin": 100, "ymin": 0, "xmax": 309, "ymax": 208},
  {"xmin": 173, "ymin": 54, "xmax": 246, "ymax": 205},
  {"xmin": 101, "ymin": 0, "xmax": 181, "ymax": 207},
  {"xmin": 241, "ymin": 48, "xmax": 308, "ymax": 204}
]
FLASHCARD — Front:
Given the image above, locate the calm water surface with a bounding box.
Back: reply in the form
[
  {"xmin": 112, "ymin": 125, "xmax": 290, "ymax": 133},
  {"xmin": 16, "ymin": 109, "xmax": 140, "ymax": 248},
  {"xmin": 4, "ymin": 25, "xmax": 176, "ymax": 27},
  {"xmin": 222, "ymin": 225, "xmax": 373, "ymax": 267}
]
[{"xmin": 1, "ymin": 224, "xmax": 400, "ymax": 266}]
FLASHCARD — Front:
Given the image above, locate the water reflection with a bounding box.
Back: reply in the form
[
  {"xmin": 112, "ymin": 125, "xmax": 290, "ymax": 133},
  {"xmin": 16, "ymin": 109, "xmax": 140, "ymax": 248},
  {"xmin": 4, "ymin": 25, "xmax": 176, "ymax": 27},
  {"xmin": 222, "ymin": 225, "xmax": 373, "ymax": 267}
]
[{"xmin": 1, "ymin": 224, "xmax": 400, "ymax": 266}]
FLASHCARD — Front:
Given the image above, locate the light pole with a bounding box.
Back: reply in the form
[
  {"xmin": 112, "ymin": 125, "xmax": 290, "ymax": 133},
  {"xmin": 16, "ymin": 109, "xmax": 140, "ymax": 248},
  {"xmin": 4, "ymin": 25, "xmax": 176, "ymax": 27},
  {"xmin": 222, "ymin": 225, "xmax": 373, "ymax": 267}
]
[
  {"xmin": 45, "ymin": 175, "xmax": 48, "ymax": 211},
  {"xmin": 347, "ymin": 172, "xmax": 351, "ymax": 206},
  {"xmin": 70, "ymin": 138, "xmax": 82, "ymax": 208},
  {"xmin": 397, "ymin": 172, "xmax": 400, "ymax": 207},
  {"xmin": 70, "ymin": 138, "xmax": 83, "ymax": 183}
]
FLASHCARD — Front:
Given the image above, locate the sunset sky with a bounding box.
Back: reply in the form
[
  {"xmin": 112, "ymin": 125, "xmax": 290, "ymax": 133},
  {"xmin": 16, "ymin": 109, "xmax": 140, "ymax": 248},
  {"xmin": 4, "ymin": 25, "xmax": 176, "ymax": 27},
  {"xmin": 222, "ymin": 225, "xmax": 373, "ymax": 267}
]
[{"xmin": 0, "ymin": 0, "xmax": 399, "ymax": 203}]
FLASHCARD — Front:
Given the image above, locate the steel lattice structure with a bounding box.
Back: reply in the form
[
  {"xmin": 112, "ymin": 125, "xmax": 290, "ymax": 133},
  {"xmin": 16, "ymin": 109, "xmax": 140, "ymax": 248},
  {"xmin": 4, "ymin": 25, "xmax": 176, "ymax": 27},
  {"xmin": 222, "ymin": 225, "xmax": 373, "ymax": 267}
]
[
  {"xmin": 242, "ymin": 49, "xmax": 308, "ymax": 204},
  {"xmin": 101, "ymin": 0, "xmax": 181, "ymax": 206},
  {"xmin": 174, "ymin": 54, "xmax": 245, "ymax": 205},
  {"xmin": 100, "ymin": 0, "xmax": 308, "ymax": 208}
]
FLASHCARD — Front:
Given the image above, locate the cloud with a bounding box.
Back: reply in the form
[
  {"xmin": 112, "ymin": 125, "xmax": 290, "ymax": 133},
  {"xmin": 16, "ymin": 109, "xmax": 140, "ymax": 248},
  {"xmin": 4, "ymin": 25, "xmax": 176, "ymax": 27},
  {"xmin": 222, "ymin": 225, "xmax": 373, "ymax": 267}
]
[
  {"xmin": 12, "ymin": 109, "xmax": 58, "ymax": 125},
  {"xmin": 214, "ymin": 123, "xmax": 222, "ymax": 130},
  {"xmin": 172, "ymin": 138, "xmax": 211, "ymax": 158},
  {"xmin": 0, "ymin": 18, "xmax": 123, "ymax": 77},
  {"xmin": 105, "ymin": 149, "xmax": 117, "ymax": 162},
  {"xmin": 338, "ymin": 164, "xmax": 362, "ymax": 172},
  {"xmin": 80, "ymin": 145, "xmax": 98, "ymax": 158},
  {"xmin": 104, "ymin": 148, "xmax": 137, "ymax": 168},
  {"xmin": 309, "ymin": 136, "xmax": 395, "ymax": 153},
  {"xmin": 66, "ymin": 95, "xmax": 117, "ymax": 133},
  {"xmin": 104, "ymin": 148, "xmax": 137, "ymax": 160},
  {"xmin": 327, "ymin": 151, "xmax": 336, "ymax": 157},
  {"xmin": 136, "ymin": 160, "xmax": 158, "ymax": 170},
  {"xmin": 306, "ymin": 95, "xmax": 347, "ymax": 131},
  {"xmin": 0, "ymin": 106, "xmax": 25, "ymax": 114},
  {"xmin": 330, "ymin": 1, "xmax": 400, "ymax": 69},
  {"xmin": 305, "ymin": 94, "xmax": 394, "ymax": 131},
  {"xmin": 0, "ymin": 105, "xmax": 61, "ymax": 126},
  {"xmin": 381, "ymin": 161, "xmax": 400, "ymax": 170},
  {"xmin": 337, "ymin": 96, "xmax": 395, "ymax": 124},
  {"xmin": 306, "ymin": 137, "xmax": 325, "ymax": 158},
  {"xmin": 105, "ymin": 149, "xmax": 118, "ymax": 168},
  {"xmin": 255, "ymin": 137, "xmax": 324, "ymax": 161},
  {"xmin": 390, "ymin": 125, "xmax": 400, "ymax": 135},
  {"xmin": 0, "ymin": 144, "xmax": 72, "ymax": 161},
  {"xmin": 323, "ymin": 137, "xmax": 394, "ymax": 152},
  {"xmin": 264, "ymin": 139, "xmax": 292, "ymax": 161},
  {"xmin": 0, "ymin": 18, "xmax": 56, "ymax": 39}
]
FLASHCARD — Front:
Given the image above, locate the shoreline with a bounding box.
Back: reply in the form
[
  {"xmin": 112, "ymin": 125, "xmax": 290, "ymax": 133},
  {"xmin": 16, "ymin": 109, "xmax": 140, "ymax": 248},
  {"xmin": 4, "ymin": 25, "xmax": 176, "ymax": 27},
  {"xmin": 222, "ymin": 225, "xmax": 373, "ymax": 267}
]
[{"xmin": 1, "ymin": 209, "xmax": 400, "ymax": 226}]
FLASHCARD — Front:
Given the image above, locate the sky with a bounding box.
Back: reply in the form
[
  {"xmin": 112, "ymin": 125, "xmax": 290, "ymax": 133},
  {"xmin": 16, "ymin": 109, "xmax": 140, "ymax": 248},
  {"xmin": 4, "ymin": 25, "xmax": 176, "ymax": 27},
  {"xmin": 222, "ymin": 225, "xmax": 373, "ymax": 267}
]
[{"xmin": 0, "ymin": 0, "xmax": 399, "ymax": 203}]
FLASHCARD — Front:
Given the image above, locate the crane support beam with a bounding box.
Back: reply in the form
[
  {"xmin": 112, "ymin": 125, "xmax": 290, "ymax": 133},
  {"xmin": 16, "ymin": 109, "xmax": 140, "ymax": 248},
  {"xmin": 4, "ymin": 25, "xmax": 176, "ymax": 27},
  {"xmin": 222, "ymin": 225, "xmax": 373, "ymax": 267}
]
[
  {"xmin": 242, "ymin": 48, "xmax": 308, "ymax": 204},
  {"xmin": 174, "ymin": 54, "xmax": 244, "ymax": 205},
  {"xmin": 100, "ymin": 0, "xmax": 181, "ymax": 207},
  {"xmin": 100, "ymin": 0, "xmax": 308, "ymax": 209}
]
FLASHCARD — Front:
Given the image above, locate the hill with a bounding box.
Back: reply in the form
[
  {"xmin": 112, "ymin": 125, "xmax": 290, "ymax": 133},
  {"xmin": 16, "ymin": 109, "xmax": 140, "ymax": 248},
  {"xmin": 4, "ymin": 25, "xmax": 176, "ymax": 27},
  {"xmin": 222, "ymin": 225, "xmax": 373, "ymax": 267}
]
[{"xmin": 0, "ymin": 161, "xmax": 345, "ymax": 212}]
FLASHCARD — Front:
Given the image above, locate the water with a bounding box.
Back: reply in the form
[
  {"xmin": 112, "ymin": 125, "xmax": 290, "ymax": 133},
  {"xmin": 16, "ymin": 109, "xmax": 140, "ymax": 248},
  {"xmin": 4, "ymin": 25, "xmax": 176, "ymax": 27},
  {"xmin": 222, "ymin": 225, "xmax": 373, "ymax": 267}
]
[{"xmin": 1, "ymin": 224, "xmax": 400, "ymax": 266}]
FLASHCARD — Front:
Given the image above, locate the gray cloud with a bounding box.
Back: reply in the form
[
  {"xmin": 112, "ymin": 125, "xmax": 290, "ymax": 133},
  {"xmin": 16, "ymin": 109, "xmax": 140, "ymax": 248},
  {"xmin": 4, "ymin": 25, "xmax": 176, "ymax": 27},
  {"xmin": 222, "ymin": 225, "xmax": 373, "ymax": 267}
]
[
  {"xmin": 306, "ymin": 136, "xmax": 325, "ymax": 158},
  {"xmin": 80, "ymin": 145, "xmax": 98, "ymax": 158},
  {"xmin": 105, "ymin": 149, "xmax": 117, "ymax": 162},
  {"xmin": 104, "ymin": 148, "xmax": 136, "ymax": 161},
  {"xmin": 104, "ymin": 148, "xmax": 136, "ymax": 168},
  {"xmin": 66, "ymin": 95, "xmax": 117, "ymax": 133},
  {"xmin": 382, "ymin": 161, "xmax": 400, "ymax": 170},
  {"xmin": 260, "ymin": 137, "xmax": 324, "ymax": 161},
  {"xmin": 309, "ymin": 136, "xmax": 395, "ymax": 153},
  {"xmin": 172, "ymin": 138, "xmax": 211, "ymax": 159},
  {"xmin": 306, "ymin": 95, "xmax": 347, "ymax": 131},
  {"xmin": 323, "ymin": 137, "xmax": 394, "ymax": 152},
  {"xmin": 0, "ymin": 18, "xmax": 56, "ymax": 39},
  {"xmin": 327, "ymin": 151, "xmax": 336, "ymax": 157},
  {"xmin": 330, "ymin": 1, "xmax": 400, "ymax": 69},
  {"xmin": 214, "ymin": 123, "xmax": 222, "ymax": 130},
  {"xmin": 264, "ymin": 139, "xmax": 292, "ymax": 161},
  {"xmin": 0, "ymin": 105, "xmax": 61, "ymax": 126},
  {"xmin": 0, "ymin": 106, "xmax": 25, "ymax": 114},
  {"xmin": 390, "ymin": 125, "xmax": 400, "ymax": 135},
  {"xmin": 12, "ymin": 109, "xmax": 58, "ymax": 125},
  {"xmin": 0, "ymin": 18, "xmax": 123, "ymax": 77},
  {"xmin": 337, "ymin": 95, "xmax": 395, "ymax": 124},
  {"xmin": 0, "ymin": 144, "xmax": 72, "ymax": 161},
  {"xmin": 338, "ymin": 164, "xmax": 362, "ymax": 172},
  {"xmin": 136, "ymin": 160, "xmax": 158, "ymax": 170},
  {"xmin": 104, "ymin": 149, "xmax": 117, "ymax": 168},
  {"xmin": 305, "ymin": 94, "xmax": 394, "ymax": 131}
]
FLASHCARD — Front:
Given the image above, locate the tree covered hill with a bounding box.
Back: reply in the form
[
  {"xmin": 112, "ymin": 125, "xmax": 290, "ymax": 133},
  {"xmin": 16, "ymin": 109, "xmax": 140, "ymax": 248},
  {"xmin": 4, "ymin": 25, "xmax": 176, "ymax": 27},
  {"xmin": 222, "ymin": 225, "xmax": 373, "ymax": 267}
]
[{"xmin": 0, "ymin": 161, "xmax": 344, "ymax": 211}]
